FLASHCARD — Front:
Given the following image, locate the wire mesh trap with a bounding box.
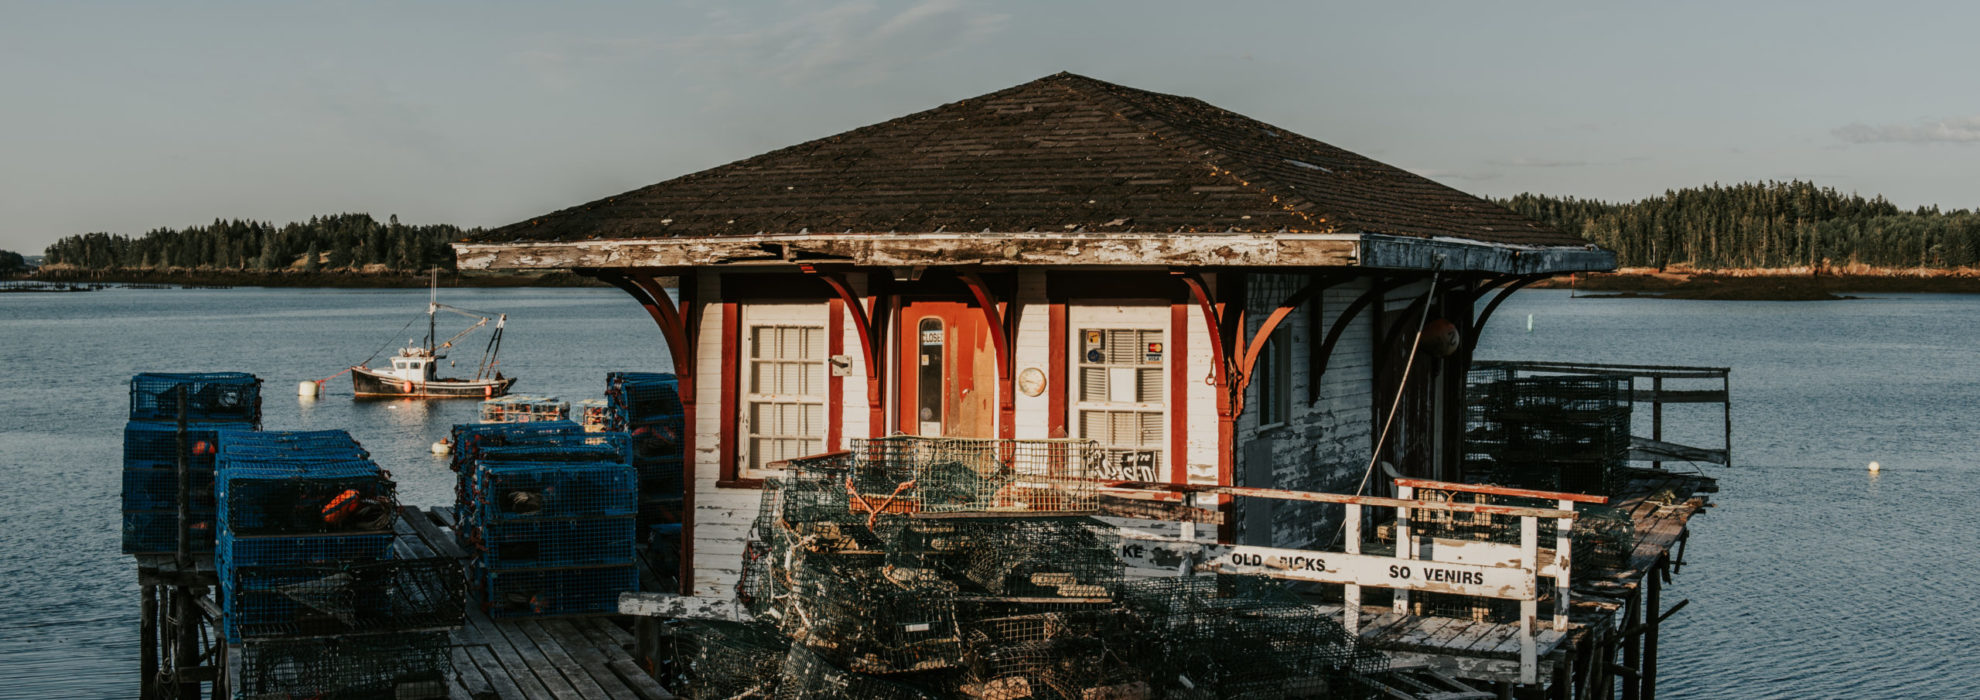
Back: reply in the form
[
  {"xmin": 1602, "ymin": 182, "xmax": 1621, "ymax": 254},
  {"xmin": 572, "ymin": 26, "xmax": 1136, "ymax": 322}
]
[
  {"xmin": 663, "ymin": 620, "xmax": 791, "ymax": 699},
  {"xmin": 129, "ymin": 371, "xmax": 262, "ymax": 424},
  {"xmin": 848, "ymin": 437, "xmax": 1102, "ymax": 516},
  {"xmin": 719, "ymin": 437, "xmax": 1393, "ymax": 700},
  {"xmin": 234, "ymin": 631, "xmax": 450, "ymax": 699},
  {"xmin": 218, "ymin": 460, "xmax": 398, "ymax": 536},
  {"xmin": 223, "ymin": 556, "xmax": 465, "ymax": 642},
  {"xmin": 1122, "ymin": 575, "xmax": 1388, "ymax": 699},
  {"xmin": 476, "ymin": 563, "xmax": 638, "ymax": 619},
  {"xmin": 1465, "ymin": 365, "xmax": 1632, "ymax": 495}
]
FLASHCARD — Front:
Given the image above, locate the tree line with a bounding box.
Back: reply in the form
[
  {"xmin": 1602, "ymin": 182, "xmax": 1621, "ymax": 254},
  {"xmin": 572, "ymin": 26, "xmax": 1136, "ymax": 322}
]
[
  {"xmin": 35, "ymin": 181, "xmax": 1980, "ymax": 273},
  {"xmin": 1501, "ymin": 180, "xmax": 1980, "ymax": 270},
  {"xmin": 40, "ymin": 213, "xmax": 475, "ymax": 272}
]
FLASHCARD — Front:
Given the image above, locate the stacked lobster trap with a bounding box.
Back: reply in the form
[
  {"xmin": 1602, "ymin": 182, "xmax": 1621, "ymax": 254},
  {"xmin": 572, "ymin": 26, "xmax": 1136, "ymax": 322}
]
[
  {"xmin": 450, "ymin": 420, "xmax": 640, "ymax": 617},
  {"xmin": 120, "ymin": 372, "xmax": 261, "ymax": 554},
  {"xmin": 1464, "ymin": 363, "xmax": 1634, "ymax": 495},
  {"xmin": 606, "ymin": 372, "xmax": 688, "ymax": 584},
  {"xmin": 660, "ymin": 436, "xmax": 1388, "ymax": 699},
  {"xmin": 214, "ymin": 429, "xmax": 463, "ymax": 698},
  {"xmin": 606, "ymin": 372, "xmax": 687, "ymax": 528}
]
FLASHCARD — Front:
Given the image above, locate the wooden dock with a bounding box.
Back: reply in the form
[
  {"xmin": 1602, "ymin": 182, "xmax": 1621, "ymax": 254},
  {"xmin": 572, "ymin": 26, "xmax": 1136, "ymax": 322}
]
[{"xmin": 390, "ymin": 507, "xmax": 674, "ymax": 700}]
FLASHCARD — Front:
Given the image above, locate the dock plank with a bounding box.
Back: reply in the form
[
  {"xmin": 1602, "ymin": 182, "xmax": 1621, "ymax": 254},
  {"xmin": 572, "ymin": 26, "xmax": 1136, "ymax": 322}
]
[
  {"xmin": 484, "ymin": 616, "xmax": 585, "ymax": 700},
  {"xmin": 462, "ymin": 611, "xmax": 557, "ymax": 700},
  {"xmin": 406, "ymin": 506, "xmax": 468, "ymax": 559},
  {"xmin": 512, "ymin": 620, "xmax": 614, "ymax": 698},
  {"xmin": 539, "ymin": 620, "xmax": 640, "ymax": 700},
  {"xmin": 607, "ymin": 658, "xmax": 676, "ymax": 700},
  {"xmin": 449, "ymin": 643, "xmax": 501, "ymax": 700}
]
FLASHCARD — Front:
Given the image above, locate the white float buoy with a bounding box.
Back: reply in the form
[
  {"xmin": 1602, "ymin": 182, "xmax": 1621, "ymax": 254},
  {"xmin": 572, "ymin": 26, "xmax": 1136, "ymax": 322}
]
[
  {"xmin": 431, "ymin": 439, "xmax": 452, "ymax": 455},
  {"xmin": 298, "ymin": 380, "xmax": 319, "ymax": 399},
  {"xmin": 1868, "ymin": 461, "xmax": 1881, "ymax": 472},
  {"xmin": 1526, "ymin": 314, "xmax": 1534, "ymax": 332}
]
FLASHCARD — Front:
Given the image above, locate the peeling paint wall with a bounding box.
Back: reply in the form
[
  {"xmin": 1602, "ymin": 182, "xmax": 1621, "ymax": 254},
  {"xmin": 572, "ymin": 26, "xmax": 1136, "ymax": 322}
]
[
  {"xmin": 688, "ymin": 273, "xmax": 752, "ymax": 598},
  {"xmin": 1234, "ymin": 274, "xmax": 1376, "ymax": 550}
]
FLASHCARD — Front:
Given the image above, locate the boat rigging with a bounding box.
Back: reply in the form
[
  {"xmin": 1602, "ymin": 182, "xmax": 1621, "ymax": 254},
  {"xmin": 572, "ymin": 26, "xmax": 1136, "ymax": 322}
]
[{"xmin": 349, "ymin": 270, "xmax": 517, "ymax": 399}]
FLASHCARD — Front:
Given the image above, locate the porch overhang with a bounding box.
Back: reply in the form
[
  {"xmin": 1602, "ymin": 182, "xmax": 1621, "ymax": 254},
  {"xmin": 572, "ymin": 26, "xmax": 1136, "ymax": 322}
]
[{"xmin": 452, "ymin": 231, "xmax": 1613, "ymax": 276}]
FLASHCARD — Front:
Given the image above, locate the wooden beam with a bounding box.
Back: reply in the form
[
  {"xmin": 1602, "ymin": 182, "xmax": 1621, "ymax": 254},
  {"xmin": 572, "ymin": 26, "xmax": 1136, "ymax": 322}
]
[
  {"xmin": 1392, "ymin": 477, "xmax": 1610, "ymax": 504},
  {"xmin": 455, "ymin": 232, "xmax": 1361, "ymax": 270},
  {"xmin": 1468, "ymin": 274, "xmax": 1548, "ymax": 350},
  {"xmin": 1315, "ymin": 276, "xmax": 1408, "ymax": 383},
  {"xmin": 1094, "ymin": 493, "xmax": 1225, "ymax": 524},
  {"xmin": 805, "ymin": 269, "xmax": 878, "ymax": 379},
  {"xmin": 618, "ymin": 593, "xmax": 750, "ymax": 620},
  {"xmin": 957, "ymin": 269, "xmax": 1015, "ymax": 440},
  {"xmin": 1093, "ymin": 480, "xmax": 1579, "ymax": 520}
]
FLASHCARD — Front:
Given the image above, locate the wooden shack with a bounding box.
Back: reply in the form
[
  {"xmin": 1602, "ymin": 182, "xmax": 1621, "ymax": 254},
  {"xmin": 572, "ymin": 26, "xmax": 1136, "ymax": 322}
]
[{"xmin": 456, "ymin": 73, "xmax": 1716, "ymax": 698}]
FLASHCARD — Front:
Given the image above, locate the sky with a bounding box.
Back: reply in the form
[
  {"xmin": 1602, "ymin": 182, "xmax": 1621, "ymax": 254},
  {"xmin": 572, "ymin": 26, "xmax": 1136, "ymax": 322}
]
[{"xmin": 3, "ymin": 0, "xmax": 1977, "ymax": 253}]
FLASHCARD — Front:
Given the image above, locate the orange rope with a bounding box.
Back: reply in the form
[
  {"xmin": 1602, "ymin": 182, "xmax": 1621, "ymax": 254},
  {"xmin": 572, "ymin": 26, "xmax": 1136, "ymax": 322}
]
[
  {"xmin": 315, "ymin": 366, "xmax": 354, "ymax": 385},
  {"xmin": 845, "ymin": 475, "xmax": 917, "ymax": 528}
]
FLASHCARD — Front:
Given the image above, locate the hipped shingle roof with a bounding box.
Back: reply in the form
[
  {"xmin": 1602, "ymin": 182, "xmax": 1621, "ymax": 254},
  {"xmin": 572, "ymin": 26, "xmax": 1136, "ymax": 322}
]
[{"xmin": 478, "ymin": 73, "xmax": 1583, "ymax": 248}]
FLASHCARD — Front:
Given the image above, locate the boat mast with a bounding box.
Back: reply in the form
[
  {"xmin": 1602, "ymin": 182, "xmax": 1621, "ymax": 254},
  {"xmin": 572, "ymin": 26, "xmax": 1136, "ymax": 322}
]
[{"xmin": 426, "ymin": 268, "xmax": 438, "ymax": 356}]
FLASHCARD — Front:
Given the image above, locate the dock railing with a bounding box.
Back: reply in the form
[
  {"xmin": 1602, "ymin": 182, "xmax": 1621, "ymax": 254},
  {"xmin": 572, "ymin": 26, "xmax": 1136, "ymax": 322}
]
[
  {"xmin": 1100, "ymin": 477, "xmax": 1598, "ymax": 684},
  {"xmin": 1474, "ymin": 360, "xmax": 1733, "ymax": 468}
]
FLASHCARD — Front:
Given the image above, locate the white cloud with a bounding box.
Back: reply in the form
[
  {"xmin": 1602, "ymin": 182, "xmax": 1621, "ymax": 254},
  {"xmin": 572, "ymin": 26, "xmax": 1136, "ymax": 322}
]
[{"xmin": 1834, "ymin": 115, "xmax": 1980, "ymax": 144}]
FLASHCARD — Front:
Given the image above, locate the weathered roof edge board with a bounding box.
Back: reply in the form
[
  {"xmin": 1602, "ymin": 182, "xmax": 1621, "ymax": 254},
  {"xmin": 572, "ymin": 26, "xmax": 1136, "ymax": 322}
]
[
  {"xmin": 460, "ymin": 71, "xmax": 1615, "ymax": 273},
  {"xmin": 454, "ymin": 231, "xmax": 1612, "ymax": 275}
]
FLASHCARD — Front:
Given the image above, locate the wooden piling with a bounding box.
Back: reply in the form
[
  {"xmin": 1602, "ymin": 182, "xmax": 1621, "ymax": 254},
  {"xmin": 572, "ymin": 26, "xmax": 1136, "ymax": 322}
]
[
  {"xmin": 1650, "ymin": 377, "xmax": 1663, "ymax": 470},
  {"xmin": 1622, "ymin": 589, "xmax": 1640, "ymax": 700},
  {"xmin": 173, "ymin": 588, "xmax": 201, "ymax": 698},
  {"xmin": 141, "ymin": 584, "xmax": 158, "ymax": 700},
  {"xmin": 1642, "ymin": 555, "xmax": 1664, "ymax": 700}
]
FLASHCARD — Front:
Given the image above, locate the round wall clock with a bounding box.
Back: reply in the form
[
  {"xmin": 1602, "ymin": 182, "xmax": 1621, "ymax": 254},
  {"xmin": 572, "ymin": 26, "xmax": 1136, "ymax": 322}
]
[{"xmin": 1017, "ymin": 367, "xmax": 1047, "ymax": 397}]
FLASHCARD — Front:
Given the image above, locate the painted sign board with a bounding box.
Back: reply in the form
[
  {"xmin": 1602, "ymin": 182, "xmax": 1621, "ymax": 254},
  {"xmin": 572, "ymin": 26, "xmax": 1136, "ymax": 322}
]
[{"xmin": 1119, "ymin": 539, "xmax": 1534, "ymax": 600}]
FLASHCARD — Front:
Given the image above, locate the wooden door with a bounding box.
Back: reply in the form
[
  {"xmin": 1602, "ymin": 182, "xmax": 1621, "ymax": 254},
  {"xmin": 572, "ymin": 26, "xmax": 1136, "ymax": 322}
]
[{"xmin": 896, "ymin": 301, "xmax": 996, "ymax": 437}]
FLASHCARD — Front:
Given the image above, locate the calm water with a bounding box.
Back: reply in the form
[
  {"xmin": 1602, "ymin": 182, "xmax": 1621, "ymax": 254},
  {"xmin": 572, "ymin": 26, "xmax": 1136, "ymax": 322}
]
[{"xmin": 0, "ymin": 287, "xmax": 1972, "ymax": 698}]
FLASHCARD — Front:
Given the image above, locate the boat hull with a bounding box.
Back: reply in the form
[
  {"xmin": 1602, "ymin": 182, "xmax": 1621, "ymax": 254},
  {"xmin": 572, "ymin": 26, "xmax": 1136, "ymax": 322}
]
[{"xmin": 351, "ymin": 367, "xmax": 516, "ymax": 399}]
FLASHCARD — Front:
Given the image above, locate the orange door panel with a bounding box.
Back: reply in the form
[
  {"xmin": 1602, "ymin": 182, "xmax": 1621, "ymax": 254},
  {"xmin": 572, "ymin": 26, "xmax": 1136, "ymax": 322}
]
[{"xmin": 896, "ymin": 301, "xmax": 994, "ymax": 438}]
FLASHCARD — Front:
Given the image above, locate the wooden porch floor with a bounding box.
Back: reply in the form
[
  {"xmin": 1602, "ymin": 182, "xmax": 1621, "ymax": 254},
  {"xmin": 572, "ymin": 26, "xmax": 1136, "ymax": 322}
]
[{"xmin": 389, "ymin": 507, "xmax": 673, "ymax": 700}]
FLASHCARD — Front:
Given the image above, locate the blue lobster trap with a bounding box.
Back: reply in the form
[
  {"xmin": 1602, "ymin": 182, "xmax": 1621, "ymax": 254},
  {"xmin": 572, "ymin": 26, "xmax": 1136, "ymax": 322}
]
[
  {"xmin": 470, "ymin": 460, "xmax": 638, "ymax": 521},
  {"xmin": 122, "ymin": 467, "xmax": 218, "ymax": 512},
  {"xmin": 121, "ymin": 508, "xmax": 217, "ymax": 554},
  {"xmin": 221, "ymin": 556, "xmax": 465, "ymax": 642},
  {"xmin": 605, "ymin": 372, "xmax": 684, "ymax": 428},
  {"xmin": 468, "ymin": 516, "xmax": 637, "ymax": 570},
  {"xmin": 475, "ymin": 564, "xmax": 638, "ymax": 619},
  {"xmin": 129, "ymin": 372, "xmax": 262, "ymax": 424},
  {"xmin": 124, "ymin": 420, "xmax": 256, "ymax": 468},
  {"xmin": 218, "ymin": 459, "xmax": 397, "ymax": 536},
  {"xmin": 218, "ymin": 530, "xmax": 397, "ymax": 570}
]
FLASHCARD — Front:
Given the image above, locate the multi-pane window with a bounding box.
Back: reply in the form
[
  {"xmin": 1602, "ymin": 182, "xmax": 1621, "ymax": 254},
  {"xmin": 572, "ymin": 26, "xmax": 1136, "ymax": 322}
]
[
  {"xmin": 744, "ymin": 324, "xmax": 825, "ymax": 477},
  {"xmin": 1076, "ymin": 328, "xmax": 1165, "ymax": 478},
  {"xmin": 1257, "ymin": 326, "xmax": 1291, "ymax": 426}
]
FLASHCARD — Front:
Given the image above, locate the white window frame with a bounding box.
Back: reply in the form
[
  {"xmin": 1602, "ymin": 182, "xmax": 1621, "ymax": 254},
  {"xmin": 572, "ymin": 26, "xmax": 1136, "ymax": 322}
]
[
  {"xmin": 1069, "ymin": 305, "xmax": 1169, "ymax": 480},
  {"xmin": 739, "ymin": 303, "xmax": 829, "ymax": 479}
]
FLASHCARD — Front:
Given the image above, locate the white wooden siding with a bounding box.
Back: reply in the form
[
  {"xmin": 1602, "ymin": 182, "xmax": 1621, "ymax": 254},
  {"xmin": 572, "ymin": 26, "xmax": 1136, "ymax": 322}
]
[{"xmin": 1012, "ymin": 270, "xmax": 1051, "ymax": 440}]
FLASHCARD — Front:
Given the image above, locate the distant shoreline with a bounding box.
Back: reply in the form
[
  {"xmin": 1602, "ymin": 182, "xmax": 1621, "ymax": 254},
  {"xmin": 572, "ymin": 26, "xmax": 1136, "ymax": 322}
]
[
  {"xmin": 1536, "ymin": 268, "xmax": 1980, "ymax": 300},
  {"xmin": 20, "ymin": 268, "xmax": 608, "ymax": 289}
]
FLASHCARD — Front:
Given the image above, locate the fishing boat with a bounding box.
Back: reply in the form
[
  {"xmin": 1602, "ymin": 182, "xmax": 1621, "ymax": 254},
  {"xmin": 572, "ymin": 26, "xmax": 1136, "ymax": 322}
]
[{"xmin": 350, "ymin": 273, "xmax": 515, "ymax": 399}]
